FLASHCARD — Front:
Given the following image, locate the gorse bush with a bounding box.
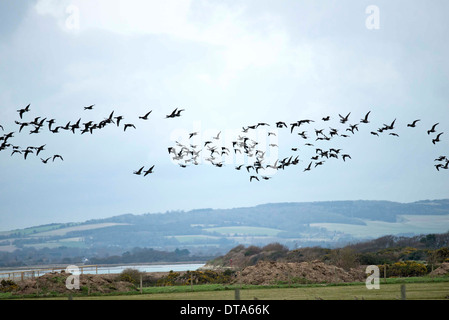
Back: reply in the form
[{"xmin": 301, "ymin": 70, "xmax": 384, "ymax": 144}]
[{"xmin": 381, "ymin": 261, "xmax": 428, "ymax": 277}]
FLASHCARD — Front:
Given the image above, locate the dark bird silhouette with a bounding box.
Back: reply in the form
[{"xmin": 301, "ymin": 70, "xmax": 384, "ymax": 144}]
[
  {"xmin": 40, "ymin": 157, "xmax": 51, "ymax": 164},
  {"xmin": 432, "ymin": 132, "xmax": 443, "ymax": 144},
  {"xmin": 84, "ymin": 104, "xmax": 94, "ymax": 110},
  {"xmin": 133, "ymin": 166, "xmax": 144, "ymax": 175},
  {"xmin": 23, "ymin": 149, "xmax": 33, "ymax": 159},
  {"xmin": 407, "ymin": 119, "xmax": 420, "ymax": 127},
  {"xmin": 11, "ymin": 149, "xmax": 22, "ymax": 156},
  {"xmin": 166, "ymin": 108, "xmax": 179, "ymax": 118},
  {"xmin": 250, "ymin": 175, "xmax": 259, "ymax": 182},
  {"xmin": 276, "ymin": 121, "xmax": 287, "ymax": 128},
  {"xmin": 427, "ymin": 123, "xmax": 439, "ymax": 135},
  {"xmin": 139, "ymin": 110, "xmax": 152, "ymax": 120},
  {"xmin": 389, "ymin": 133, "xmax": 399, "ymax": 137},
  {"xmin": 17, "ymin": 104, "xmax": 30, "ymax": 119},
  {"xmin": 360, "ymin": 111, "xmax": 371, "ymax": 124},
  {"xmin": 370, "ymin": 131, "xmax": 379, "ymax": 136},
  {"xmin": 143, "ymin": 165, "xmax": 155, "ymax": 176},
  {"xmin": 35, "ymin": 144, "xmax": 46, "ymax": 156},
  {"xmin": 124, "ymin": 123, "xmax": 136, "ymax": 131},
  {"xmin": 114, "ymin": 116, "xmax": 124, "ymax": 127},
  {"xmin": 0, "ymin": 124, "xmax": 3, "ymax": 131},
  {"xmin": 303, "ymin": 162, "xmax": 312, "ymax": 172},
  {"xmin": 339, "ymin": 112, "xmax": 351, "ymax": 124},
  {"xmin": 322, "ymin": 116, "xmax": 330, "ymax": 121},
  {"xmin": 342, "ymin": 154, "xmax": 351, "ymax": 162},
  {"xmin": 53, "ymin": 154, "xmax": 64, "ymax": 162},
  {"xmin": 384, "ymin": 119, "xmax": 396, "ymax": 130}
]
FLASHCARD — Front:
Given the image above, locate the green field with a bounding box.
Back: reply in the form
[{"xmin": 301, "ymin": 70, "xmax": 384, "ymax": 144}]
[
  {"xmin": 204, "ymin": 226, "xmax": 283, "ymax": 236},
  {"xmin": 311, "ymin": 214, "xmax": 449, "ymax": 239}
]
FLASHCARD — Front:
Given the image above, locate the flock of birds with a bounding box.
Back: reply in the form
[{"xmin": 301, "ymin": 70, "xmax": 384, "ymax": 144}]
[
  {"xmin": 1, "ymin": 104, "xmax": 448, "ymax": 182},
  {"xmin": 166, "ymin": 110, "xmax": 448, "ymax": 181}
]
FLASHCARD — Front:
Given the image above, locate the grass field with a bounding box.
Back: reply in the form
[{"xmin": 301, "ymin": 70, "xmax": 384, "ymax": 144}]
[
  {"xmin": 204, "ymin": 226, "xmax": 283, "ymax": 236},
  {"xmin": 9, "ymin": 277, "xmax": 449, "ymax": 300},
  {"xmin": 311, "ymin": 214, "xmax": 449, "ymax": 239}
]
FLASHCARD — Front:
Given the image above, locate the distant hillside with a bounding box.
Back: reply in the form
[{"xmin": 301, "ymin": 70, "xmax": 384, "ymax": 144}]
[{"xmin": 1, "ymin": 199, "xmax": 449, "ymax": 260}]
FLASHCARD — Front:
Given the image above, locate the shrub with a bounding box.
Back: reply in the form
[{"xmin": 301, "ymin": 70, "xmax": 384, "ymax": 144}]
[
  {"xmin": 117, "ymin": 268, "xmax": 143, "ymax": 284},
  {"xmin": 382, "ymin": 261, "xmax": 428, "ymax": 277},
  {"xmin": 0, "ymin": 279, "xmax": 18, "ymax": 292}
]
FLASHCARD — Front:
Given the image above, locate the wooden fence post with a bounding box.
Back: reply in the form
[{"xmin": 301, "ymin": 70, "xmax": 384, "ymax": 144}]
[
  {"xmin": 401, "ymin": 284, "xmax": 406, "ymax": 300},
  {"xmin": 235, "ymin": 288, "xmax": 240, "ymax": 300}
]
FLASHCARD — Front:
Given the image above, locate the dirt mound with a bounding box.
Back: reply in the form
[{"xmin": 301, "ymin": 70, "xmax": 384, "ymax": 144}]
[
  {"xmin": 233, "ymin": 260, "xmax": 366, "ymax": 285},
  {"xmin": 14, "ymin": 271, "xmax": 137, "ymax": 296},
  {"xmin": 429, "ymin": 262, "xmax": 449, "ymax": 276}
]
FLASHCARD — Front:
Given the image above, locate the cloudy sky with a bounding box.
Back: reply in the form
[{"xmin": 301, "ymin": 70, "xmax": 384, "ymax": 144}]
[{"xmin": 1, "ymin": 0, "xmax": 448, "ymax": 231}]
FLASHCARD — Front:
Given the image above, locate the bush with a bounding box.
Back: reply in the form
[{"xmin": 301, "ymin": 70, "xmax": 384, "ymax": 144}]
[
  {"xmin": 0, "ymin": 279, "xmax": 18, "ymax": 292},
  {"xmin": 382, "ymin": 261, "xmax": 428, "ymax": 277},
  {"xmin": 117, "ymin": 268, "xmax": 143, "ymax": 284}
]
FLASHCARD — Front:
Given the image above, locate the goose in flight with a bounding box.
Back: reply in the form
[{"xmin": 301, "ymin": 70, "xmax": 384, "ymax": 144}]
[
  {"xmin": 360, "ymin": 111, "xmax": 371, "ymax": 124},
  {"xmin": 427, "ymin": 123, "xmax": 439, "ymax": 135},
  {"xmin": 17, "ymin": 104, "xmax": 31, "ymax": 119},
  {"xmin": 40, "ymin": 157, "xmax": 51, "ymax": 164},
  {"xmin": 303, "ymin": 162, "xmax": 312, "ymax": 172},
  {"xmin": 166, "ymin": 108, "xmax": 185, "ymax": 118},
  {"xmin": 342, "ymin": 154, "xmax": 351, "ymax": 162},
  {"xmin": 53, "ymin": 154, "xmax": 64, "ymax": 162},
  {"xmin": 143, "ymin": 165, "xmax": 155, "ymax": 176},
  {"xmin": 407, "ymin": 119, "xmax": 420, "ymax": 127},
  {"xmin": 432, "ymin": 132, "xmax": 443, "ymax": 144},
  {"xmin": 276, "ymin": 121, "xmax": 287, "ymax": 128},
  {"xmin": 339, "ymin": 112, "xmax": 351, "ymax": 124},
  {"xmin": 322, "ymin": 116, "xmax": 330, "ymax": 121},
  {"xmin": 250, "ymin": 175, "xmax": 259, "ymax": 182},
  {"xmin": 133, "ymin": 166, "xmax": 144, "ymax": 175},
  {"xmin": 124, "ymin": 123, "xmax": 136, "ymax": 131},
  {"xmin": 35, "ymin": 144, "xmax": 46, "ymax": 156},
  {"xmin": 84, "ymin": 104, "xmax": 94, "ymax": 110},
  {"xmin": 139, "ymin": 110, "xmax": 152, "ymax": 120}
]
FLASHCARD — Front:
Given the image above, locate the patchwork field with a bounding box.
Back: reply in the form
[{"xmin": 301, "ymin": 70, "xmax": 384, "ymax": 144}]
[{"xmin": 311, "ymin": 214, "xmax": 449, "ymax": 239}]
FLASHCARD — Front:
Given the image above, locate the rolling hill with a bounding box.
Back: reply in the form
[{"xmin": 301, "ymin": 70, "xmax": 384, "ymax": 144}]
[{"xmin": 1, "ymin": 199, "xmax": 449, "ymax": 258}]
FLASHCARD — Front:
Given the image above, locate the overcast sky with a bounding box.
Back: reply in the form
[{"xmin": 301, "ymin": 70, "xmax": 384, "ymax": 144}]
[{"xmin": 1, "ymin": 0, "xmax": 448, "ymax": 231}]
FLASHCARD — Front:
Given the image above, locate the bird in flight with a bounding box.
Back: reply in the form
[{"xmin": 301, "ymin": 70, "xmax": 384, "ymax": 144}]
[
  {"xmin": 303, "ymin": 162, "xmax": 312, "ymax": 172},
  {"xmin": 432, "ymin": 132, "xmax": 443, "ymax": 144},
  {"xmin": 339, "ymin": 112, "xmax": 351, "ymax": 124},
  {"xmin": 133, "ymin": 166, "xmax": 144, "ymax": 175},
  {"xmin": 40, "ymin": 157, "xmax": 51, "ymax": 164},
  {"xmin": 139, "ymin": 110, "xmax": 152, "ymax": 120},
  {"xmin": 427, "ymin": 123, "xmax": 439, "ymax": 135},
  {"xmin": 250, "ymin": 175, "xmax": 259, "ymax": 182},
  {"xmin": 143, "ymin": 165, "xmax": 155, "ymax": 176},
  {"xmin": 124, "ymin": 123, "xmax": 136, "ymax": 131},
  {"xmin": 17, "ymin": 104, "xmax": 30, "ymax": 119},
  {"xmin": 166, "ymin": 108, "xmax": 184, "ymax": 118},
  {"xmin": 360, "ymin": 111, "xmax": 371, "ymax": 124},
  {"xmin": 407, "ymin": 119, "xmax": 420, "ymax": 128},
  {"xmin": 84, "ymin": 104, "xmax": 94, "ymax": 110},
  {"xmin": 53, "ymin": 154, "xmax": 64, "ymax": 162}
]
